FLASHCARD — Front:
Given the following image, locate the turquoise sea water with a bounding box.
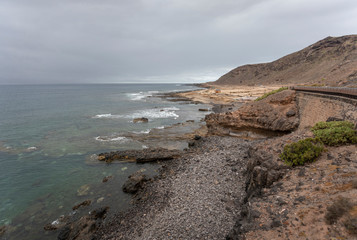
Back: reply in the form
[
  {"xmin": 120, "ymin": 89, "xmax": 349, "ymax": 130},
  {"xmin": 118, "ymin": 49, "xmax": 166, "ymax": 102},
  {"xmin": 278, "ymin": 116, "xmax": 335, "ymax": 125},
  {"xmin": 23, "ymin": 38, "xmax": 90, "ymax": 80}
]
[{"xmin": 0, "ymin": 84, "xmax": 209, "ymax": 239}]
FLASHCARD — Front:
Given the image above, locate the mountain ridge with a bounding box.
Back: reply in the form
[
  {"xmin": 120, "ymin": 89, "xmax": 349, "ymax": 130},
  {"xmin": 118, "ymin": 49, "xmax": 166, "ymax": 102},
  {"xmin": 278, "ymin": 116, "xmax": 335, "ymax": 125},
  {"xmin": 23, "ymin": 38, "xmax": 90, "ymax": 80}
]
[{"xmin": 209, "ymin": 35, "xmax": 357, "ymax": 87}]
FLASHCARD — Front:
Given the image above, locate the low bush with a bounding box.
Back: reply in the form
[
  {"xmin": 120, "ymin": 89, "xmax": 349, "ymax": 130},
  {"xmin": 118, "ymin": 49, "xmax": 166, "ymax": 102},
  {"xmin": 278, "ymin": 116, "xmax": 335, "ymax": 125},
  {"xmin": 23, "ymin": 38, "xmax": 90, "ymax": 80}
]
[
  {"xmin": 280, "ymin": 138, "xmax": 324, "ymax": 167},
  {"xmin": 255, "ymin": 87, "xmax": 288, "ymax": 101},
  {"xmin": 325, "ymin": 196, "xmax": 352, "ymax": 224},
  {"xmin": 312, "ymin": 121, "xmax": 357, "ymax": 146}
]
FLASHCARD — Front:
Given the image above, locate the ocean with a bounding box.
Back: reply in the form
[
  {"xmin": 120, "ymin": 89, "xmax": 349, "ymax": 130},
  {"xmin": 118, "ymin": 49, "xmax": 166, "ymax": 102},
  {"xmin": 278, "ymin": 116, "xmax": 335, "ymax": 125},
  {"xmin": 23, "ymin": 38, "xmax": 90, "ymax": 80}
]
[{"xmin": 0, "ymin": 84, "xmax": 210, "ymax": 239}]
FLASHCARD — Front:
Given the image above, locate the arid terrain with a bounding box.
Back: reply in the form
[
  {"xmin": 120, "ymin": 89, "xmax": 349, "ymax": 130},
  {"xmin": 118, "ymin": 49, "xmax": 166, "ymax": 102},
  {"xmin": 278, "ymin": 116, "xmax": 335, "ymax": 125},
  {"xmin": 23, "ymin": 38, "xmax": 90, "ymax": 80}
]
[
  {"xmin": 17, "ymin": 35, "xmax": 356, "ymax": 240},
  {"xmin": 209, "ymin": 35, "xmax": 357, "ymax": 88}
]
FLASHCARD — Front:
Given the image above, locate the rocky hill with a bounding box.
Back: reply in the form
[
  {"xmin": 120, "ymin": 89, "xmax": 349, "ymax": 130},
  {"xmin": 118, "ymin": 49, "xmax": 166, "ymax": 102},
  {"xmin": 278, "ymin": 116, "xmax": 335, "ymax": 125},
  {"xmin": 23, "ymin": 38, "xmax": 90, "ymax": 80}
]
[{"xmin": 211, "ymin": 35, "xmax": 357, "ymax": 87}]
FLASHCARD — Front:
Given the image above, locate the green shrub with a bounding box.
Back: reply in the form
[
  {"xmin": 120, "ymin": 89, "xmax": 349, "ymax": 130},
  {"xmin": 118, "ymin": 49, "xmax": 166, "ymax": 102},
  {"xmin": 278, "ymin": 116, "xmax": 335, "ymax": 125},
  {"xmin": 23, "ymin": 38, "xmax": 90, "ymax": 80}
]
[
  {"xmin": 255, "ymin": 87, "xmax": 288, "ymax": 101},
  {"xmin": 280, "ymin": 138, "xmax": 324, "ymax": 166},
  {"xmin": 312, "ymin": 121, "xmax": 357, "ymax": 146}
]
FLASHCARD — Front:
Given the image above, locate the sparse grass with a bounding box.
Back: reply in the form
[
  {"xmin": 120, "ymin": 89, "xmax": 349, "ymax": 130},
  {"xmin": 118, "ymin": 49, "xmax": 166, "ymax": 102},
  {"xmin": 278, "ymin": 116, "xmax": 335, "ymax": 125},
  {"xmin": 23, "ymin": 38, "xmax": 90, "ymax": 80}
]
[
  {"xmin": 255, "ymin": 87, "xmax": 288, "ymax": 101},
  {"xmin": 325, "ymin": 196, "xmax": 352, "ymax": 224},
  {"xmin": 280, "ymin": 138, "xmax": 325, "ymax": 167},
  {"xmin": 312, "ymin": 121, "xmax": 357, "ymax": 146}
]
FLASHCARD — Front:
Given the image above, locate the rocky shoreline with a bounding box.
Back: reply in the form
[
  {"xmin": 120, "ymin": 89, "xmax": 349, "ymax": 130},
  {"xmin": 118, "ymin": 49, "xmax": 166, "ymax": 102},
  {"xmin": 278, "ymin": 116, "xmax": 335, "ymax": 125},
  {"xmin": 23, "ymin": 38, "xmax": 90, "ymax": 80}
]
[{"xmin": 31, "ymin": 86, "xmax": 357, "ymax": 240}]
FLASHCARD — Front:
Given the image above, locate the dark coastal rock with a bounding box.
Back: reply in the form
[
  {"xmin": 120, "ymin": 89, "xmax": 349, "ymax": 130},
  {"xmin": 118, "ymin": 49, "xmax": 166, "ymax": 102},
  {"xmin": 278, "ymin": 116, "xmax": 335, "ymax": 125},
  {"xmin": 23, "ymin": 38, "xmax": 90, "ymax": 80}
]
[
  {"xmin": 57, "ymin": 206, "xmax": 109, "ymax": 240},
  {"xmin": 133, "ymin": 117, "xmax": 149, "ymax": 123},
  {"xmin": 0, "ymin": 225, "xmax": 6, "ymax": 236},
  {"xmin": 122, "ymin": 171, "xmax": 150, "ymax": 194},
  {"xmin": 102, "ymin": 175, "xmax": 113, "ymax": 183},
  {"xmin": 198, "ymin": 108, "xmax": 209, "ymax": 111},
  {"xmin": 44, "ymin": 215, "xmax": 70, "ymax": 231},
  {"xmin": 72, "ymin": 200, "xmax": 92, "ymax": 210},
  {"xmin": 245, "ymin": 147, "xmax": 287, "ymax": 199},
  {"xmin": 98, "ymin": 148, "xmax": 181, "ymax": 163},
  {"xmin": 206, "ymin": 90, "xmax": 299, "ymax": 135}
]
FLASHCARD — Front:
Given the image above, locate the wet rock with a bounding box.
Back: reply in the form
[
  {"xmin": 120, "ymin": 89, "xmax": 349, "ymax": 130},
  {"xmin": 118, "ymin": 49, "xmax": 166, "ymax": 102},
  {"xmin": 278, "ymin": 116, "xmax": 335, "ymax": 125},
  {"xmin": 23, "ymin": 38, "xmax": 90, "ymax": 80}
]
[
  {"xmin": 77, "ymin": 184, "xmax": 90, "ymax": 196},
  {"xmin": 44, "ymin": 215, "xmax": 70, "ymax": 231},
  {"xmin": 44, "ymin": 223, "xmax": 58, "ymax": 231},
  {"xmin": 72, "ymin": 200, "xmax": 92, "ymax": 210},
  {"xmin": 98, "ymin": 148, "xmax": 181, "ymax": 163},
  {"xmin": 102, "ymin": 175, "xmax": 113, "ymax": 183},
  {"xmin": 198, "ymin": 108, "xmax": 209, "ymax": 111},
  {"xmin": 57, "ymin": 207, "xmax": 109, "ymax": 240},
  {"xmin": 133, "ymin": 117, "xmax": 149, "ymax": 123},
  {"xmin": 122, "ymin": 171, "xmax": 151, "ymax": 194},
  {"xmin": 0, "ymin": 225, "xmax": 6, "ymax": 236}
]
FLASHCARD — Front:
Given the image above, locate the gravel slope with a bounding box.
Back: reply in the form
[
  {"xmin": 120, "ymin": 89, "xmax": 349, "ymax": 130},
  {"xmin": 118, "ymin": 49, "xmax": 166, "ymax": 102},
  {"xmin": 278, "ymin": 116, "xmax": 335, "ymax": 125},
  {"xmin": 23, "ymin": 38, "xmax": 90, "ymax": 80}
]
[{"xmin": 100, "ymin": 136, "xmax": 251, "ymax": 239}]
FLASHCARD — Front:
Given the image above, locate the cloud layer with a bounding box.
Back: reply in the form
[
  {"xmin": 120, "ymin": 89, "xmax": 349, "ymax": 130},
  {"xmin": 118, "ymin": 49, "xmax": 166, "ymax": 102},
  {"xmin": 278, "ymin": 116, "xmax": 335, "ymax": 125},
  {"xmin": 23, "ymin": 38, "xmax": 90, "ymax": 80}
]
[{"xmin": 1, "ymin": 0, "xmax": 357, "ymax": 84}]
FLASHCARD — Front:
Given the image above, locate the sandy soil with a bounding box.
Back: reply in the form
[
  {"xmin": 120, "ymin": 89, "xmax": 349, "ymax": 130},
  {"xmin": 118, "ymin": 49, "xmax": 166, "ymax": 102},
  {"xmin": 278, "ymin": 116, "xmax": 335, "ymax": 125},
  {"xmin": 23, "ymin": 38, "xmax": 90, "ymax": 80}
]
[{"xmin": 177, "ymin": 85, "xmax": 283, "ymax": 104}]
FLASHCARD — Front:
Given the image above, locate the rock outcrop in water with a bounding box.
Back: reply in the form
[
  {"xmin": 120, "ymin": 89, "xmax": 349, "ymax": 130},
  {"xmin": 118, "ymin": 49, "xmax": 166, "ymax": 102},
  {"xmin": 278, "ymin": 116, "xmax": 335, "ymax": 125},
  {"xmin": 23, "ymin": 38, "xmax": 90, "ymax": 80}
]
[
  {"xmin": 98, "ymin": 148, "xmax": 182, "ymax": 163},
  {"xmin": 205, "ymin": 90, "xmax": 299, "ymax": 135},
  {"xmin": 133, "ymin": 117, "xmax": 149, "ymax": 123},
  {"xmin": 57, "ymin": 207, "xmax": 109, "ymax": 240}
]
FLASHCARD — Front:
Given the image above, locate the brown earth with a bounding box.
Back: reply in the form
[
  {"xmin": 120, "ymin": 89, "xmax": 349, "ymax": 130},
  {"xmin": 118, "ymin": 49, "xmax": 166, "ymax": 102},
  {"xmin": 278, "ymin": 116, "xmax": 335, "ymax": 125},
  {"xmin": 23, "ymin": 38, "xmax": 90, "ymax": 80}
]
[
  {"xmin": 229, "ymin": 130, "xmax": 357, "ymax": 240},
  {"xmin": 208, "ymin": 35, "xmax": 357, "ymax": 88}
]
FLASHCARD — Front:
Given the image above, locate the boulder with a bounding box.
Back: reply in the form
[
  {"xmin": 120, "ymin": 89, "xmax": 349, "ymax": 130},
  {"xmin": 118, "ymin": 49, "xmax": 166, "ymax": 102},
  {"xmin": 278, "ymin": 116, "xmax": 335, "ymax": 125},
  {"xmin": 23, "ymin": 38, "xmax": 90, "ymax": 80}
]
[{"xmin": 122, "ymin": 171, "xmax": 150, "ymax": 194}]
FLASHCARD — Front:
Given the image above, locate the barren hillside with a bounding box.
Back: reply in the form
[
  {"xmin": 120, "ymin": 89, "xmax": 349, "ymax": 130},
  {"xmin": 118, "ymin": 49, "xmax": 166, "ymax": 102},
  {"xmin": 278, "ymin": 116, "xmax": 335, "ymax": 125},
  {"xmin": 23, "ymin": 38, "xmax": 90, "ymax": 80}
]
[{"xmin": 211, "ymin": 35, "xmax": 357, "ymax": 87}]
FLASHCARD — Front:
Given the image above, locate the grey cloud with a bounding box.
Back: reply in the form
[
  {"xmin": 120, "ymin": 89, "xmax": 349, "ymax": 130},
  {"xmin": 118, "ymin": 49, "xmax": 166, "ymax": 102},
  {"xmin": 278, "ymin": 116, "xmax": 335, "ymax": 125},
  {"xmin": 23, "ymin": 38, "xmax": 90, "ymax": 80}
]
[{"xmin": 0, "ymin": 0, "xmax": 356, "ymax": 84}]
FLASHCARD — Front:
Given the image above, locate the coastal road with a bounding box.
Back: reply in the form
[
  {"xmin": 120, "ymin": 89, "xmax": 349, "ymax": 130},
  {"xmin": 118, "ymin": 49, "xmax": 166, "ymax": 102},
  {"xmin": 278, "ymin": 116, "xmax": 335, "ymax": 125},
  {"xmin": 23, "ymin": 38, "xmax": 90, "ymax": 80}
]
[{"xmin": 291, "ymin": 86, "xmax": 357, "ymax": 99}]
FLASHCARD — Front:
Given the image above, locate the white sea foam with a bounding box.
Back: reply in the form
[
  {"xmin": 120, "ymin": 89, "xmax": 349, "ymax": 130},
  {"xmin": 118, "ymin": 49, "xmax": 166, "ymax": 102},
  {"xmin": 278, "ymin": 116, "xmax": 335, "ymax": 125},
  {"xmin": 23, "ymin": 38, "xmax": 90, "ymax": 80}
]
[
  {"xmin": 95, "ymin": 136, "xmax": 128, "ymax": 142},
  {"xmin": 133, "ymin": 129, "xmax": 151, "ymax": 134},
  {"xmin": 94, "ymin": 107, "xmax": 180, "ymax": 120}
]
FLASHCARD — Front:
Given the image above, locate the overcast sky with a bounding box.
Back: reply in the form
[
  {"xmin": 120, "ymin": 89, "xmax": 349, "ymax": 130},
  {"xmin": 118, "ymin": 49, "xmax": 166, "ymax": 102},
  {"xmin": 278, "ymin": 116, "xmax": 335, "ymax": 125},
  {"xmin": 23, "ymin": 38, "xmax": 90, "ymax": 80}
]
[{"xmin": 1, "ymin": 0, "xmax": 356, "ymax": 84}]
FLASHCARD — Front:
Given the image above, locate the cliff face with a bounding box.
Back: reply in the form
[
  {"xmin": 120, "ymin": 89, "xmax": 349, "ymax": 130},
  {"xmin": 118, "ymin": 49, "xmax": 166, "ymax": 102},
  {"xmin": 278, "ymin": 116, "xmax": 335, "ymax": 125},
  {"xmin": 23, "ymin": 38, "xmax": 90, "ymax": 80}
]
[
  {"xmin": 205, "ymin": 90, "xmax": 299, "ymax": 134},
  {"xmin": 212, "ymin": 35, "xmax": 357, "ymax": 87}
]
